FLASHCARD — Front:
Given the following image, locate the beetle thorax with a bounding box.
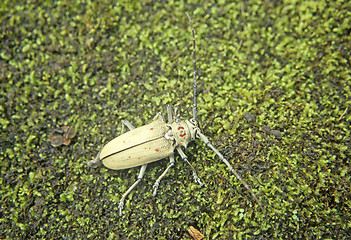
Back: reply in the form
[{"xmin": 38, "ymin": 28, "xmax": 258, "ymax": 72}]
[{"xmin": 165, "ymin": 120, "xmax": 197, "ymax": 148}]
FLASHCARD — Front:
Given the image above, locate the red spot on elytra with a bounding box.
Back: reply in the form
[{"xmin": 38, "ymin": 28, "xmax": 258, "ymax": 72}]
[
  {"xmin": 178, "ymin": 126, "xmax": 184, "ymax": 130},
  {"xmin": 150, "ymin": 128, "xmax": 154, "ymax": 130},
  {"xmin": 155, "ymin": 149, "xmax": 159, "ymax": 152},
  {"xmin": 180, "ymin": 133, "xmax": 186, "ymax": 137}
]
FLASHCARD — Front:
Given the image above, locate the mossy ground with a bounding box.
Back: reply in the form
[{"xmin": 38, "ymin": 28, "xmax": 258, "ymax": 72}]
[{"xmin": 1, "ymin": 0, "xmax": 350, "ymax": 239}]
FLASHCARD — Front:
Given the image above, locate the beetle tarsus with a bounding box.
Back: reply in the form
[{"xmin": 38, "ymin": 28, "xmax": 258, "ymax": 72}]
[
  {"xmin": 176, "ymin": 147, "xmax": 203, "ymax": 186},
  {"xmin": 87, "ymin": 150, "xmax": 101, "ymax": 168},
  {"xmin": 152, "ymin": 182, "xmax": 160, "ymax": 196},
  {"xmin": 193, "ymin": 173, "xmax": 204, "ymax": 187},
  {"xmin": 118, "ymin": 200, "xmax": 124, "ymax": 217}
]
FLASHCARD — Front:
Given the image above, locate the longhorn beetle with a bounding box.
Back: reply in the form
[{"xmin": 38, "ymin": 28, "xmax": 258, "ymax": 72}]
[{"xmin": 88, "ymin": 13, "xmax": 263, "ymax": 216}]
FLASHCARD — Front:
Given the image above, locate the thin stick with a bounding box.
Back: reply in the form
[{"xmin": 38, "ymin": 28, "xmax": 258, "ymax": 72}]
[{"xmin": 338, "ymin": 106, "xmax": 348, "ymax": 121}]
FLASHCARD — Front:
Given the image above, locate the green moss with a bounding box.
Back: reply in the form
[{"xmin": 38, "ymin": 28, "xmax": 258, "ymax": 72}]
[{"xmin": 1, "ymin": 0, "xmax": 350, "ymax": 239}]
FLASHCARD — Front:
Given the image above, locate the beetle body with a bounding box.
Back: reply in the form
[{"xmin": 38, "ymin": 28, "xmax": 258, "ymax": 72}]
[
  {"xmin": 99, "ymin": 119, "xmax": 196, "ymax": 170},
  {"xmin": 88, "ymin": 13, "xmax": 263, "ymax": 216}
]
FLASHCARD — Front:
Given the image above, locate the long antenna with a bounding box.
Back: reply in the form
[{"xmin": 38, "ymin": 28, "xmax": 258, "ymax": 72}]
[{"xmin": 185, "ymin": 12, "xmax": 197, "ymax": 123}]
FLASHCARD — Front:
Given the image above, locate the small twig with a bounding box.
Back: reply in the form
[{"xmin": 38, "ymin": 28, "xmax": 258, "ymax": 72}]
[{"xmin": 338, "ymin": 106, "xmax": 348, "ymax": 121}]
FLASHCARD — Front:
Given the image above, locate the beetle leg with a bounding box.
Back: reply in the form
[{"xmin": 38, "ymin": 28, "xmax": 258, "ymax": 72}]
[
  {"xmin": 153, "ymin": 112, "xmax": 165, "ymax": 122},
  {"xmin": 176, "ymin": 147, "xmax": 204, "ymax": 186},
  {"xmin": 119, "ymin": 164, "xmax": 147, "ymax": 216},
  {"xmin": 87, "ymin": 149, "xmax": 102, "ymax": 168},
  {"xmin": 174, "ymin": 107, "xmax": 180, "ymax": 122},
  {"xmin": 167, "ymin": 105, "xmax": 173, "ymax": 124},
  {"xmin": 121, "ymin": 119, "xmax": 136, "ymax": 134},
  {"xmin": 196, "ymin": 131, "xmax": 264, "ymax": 212},
  {"xmin": 152, "ymin": 153, "xmax": 175, "ymax": 196}
]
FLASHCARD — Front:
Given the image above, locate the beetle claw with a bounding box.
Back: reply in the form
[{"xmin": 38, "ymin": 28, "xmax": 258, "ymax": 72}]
[
  {"xmin": 87, "ymin": 158, "xmax": 100, "ymax": 168},
  {"xmin": 87, "ymin": 150, "xmax": 101, "ymax": 168},
  {"xmin": 194, "ymin": 174, "xmax": 204, "ymax": 187},
  {"xmin": 152, "ymin": 181, "xmax": 160, "ymax": 196},
  {"xmin": 118, "ymin": 201, "xmax": 124, "ymax": 216}
]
